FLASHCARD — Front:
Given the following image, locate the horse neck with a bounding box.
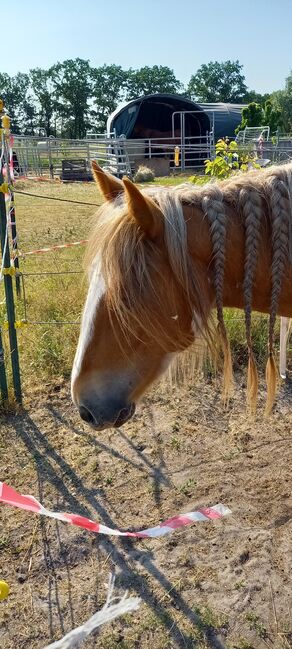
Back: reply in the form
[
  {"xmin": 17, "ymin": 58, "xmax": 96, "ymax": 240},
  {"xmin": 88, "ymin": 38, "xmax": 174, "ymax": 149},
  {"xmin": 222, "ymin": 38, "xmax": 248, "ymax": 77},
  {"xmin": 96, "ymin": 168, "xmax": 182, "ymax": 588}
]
[
  {"xmin": 183, "ymin": 199, "xmax": 292, "ymax": 318},
  {"xmin": 183, "ymin": 201, "xmax": 240, "ymax": 297}
]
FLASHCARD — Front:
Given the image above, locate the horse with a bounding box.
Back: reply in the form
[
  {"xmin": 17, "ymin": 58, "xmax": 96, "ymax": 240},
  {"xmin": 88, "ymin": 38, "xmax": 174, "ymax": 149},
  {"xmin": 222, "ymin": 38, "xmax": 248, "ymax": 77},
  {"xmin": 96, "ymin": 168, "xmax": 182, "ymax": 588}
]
[{"xmin": 71, "ymin": 160, "xmax": 292, "ymax": 430}]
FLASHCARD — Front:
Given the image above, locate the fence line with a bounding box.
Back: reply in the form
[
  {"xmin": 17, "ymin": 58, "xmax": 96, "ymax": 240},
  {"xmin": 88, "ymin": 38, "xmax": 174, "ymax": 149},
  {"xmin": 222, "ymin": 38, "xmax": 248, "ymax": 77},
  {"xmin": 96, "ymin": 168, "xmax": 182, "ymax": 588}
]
[
  {"xmin": 12, "ymin": 133, "xmax": 214, "ymax": 178},
  {"xmin": 13, "ymin": 188, "xmax": 101, "ymax": 206}
]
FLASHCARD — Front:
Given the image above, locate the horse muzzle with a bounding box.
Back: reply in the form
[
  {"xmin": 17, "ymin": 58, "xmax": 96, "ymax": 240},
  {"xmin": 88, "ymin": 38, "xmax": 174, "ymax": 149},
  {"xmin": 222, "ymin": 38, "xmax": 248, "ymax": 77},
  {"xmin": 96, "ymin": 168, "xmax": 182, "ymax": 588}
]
[{"xmin": 78, "ymin": 400, "xmax": 136, "ymax": 431}]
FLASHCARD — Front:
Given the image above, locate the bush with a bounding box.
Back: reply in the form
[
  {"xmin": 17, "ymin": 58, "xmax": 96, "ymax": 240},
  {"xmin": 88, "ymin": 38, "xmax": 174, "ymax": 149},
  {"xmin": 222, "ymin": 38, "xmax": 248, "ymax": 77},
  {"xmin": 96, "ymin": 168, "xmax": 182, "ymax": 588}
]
[
  {"xmin": 133, "ymin": 165, "xmax": 155, "ymax": 183},
  {"xmin": 204, "ymin": 139, "xmax": 260, "ymax": 179}
]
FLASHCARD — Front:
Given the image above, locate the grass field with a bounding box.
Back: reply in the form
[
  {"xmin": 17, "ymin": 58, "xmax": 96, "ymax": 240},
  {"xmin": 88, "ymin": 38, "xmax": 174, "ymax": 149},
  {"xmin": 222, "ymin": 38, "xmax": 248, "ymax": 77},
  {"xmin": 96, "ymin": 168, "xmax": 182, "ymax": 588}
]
[
  {"xmin": 0, "ymin": 179, "xmax": 101, "ymax": 397},
  {"xmin": 1, "ymin": 176, "xmax": 292, "ymax": 649}
]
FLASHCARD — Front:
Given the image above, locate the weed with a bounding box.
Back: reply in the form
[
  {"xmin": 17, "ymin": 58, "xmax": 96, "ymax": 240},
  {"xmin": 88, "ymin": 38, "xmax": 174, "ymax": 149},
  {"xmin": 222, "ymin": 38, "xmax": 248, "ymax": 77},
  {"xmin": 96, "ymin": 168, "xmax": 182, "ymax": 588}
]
[
  {"xmin": 193, "ymin": 605, "xmax": 228, "ymax": 631},
  {"xmin": 0, "ymin": 536, "xmax": 10, "ymax": 550},
  {"xmin": 170, "ymin": 436, "xmax": 180, "ymax": 450},
  {"xmin": 179, "ymin": 478, "xmax": 196, "ymax": 496},
  {"xmin": 246, "ymin": 612, "xmax": 268, "ymax": 639},
  {"xmin": 233, "ymin": 639, "xmax": 255, "ymax": 649}
]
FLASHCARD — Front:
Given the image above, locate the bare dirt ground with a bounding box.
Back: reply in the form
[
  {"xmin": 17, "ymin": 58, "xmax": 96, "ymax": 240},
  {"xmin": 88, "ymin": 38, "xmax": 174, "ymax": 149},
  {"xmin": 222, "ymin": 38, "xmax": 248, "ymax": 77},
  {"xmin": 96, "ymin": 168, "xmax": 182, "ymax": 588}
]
[{"xmin": 1, "ymin": 371, "xmax": 292, "ymax": 649}]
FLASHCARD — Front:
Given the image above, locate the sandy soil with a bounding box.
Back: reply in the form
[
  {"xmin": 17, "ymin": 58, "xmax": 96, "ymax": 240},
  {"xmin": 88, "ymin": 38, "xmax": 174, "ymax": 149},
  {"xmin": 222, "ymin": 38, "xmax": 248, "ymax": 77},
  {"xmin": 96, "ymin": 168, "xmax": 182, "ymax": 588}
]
[{"xmin": 1, "ymin": 372, "xmax": 292, "ymax": 649}]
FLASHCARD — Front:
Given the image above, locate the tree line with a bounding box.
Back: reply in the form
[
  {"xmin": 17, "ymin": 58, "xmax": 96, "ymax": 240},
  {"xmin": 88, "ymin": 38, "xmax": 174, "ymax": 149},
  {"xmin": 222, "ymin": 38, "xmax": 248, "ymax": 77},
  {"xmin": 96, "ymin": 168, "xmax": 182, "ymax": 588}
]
[{"xmin": 1, "ymin": 58, "xmax": 292, "ymax": 138}]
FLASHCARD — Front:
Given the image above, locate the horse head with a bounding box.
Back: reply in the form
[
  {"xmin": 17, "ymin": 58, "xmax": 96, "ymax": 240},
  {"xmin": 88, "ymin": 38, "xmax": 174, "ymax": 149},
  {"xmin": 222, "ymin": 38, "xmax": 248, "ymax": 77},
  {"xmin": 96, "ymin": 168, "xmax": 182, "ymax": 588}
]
[{"xmin": 71, "ymin": 163, "xmax": 208, "ymax": 430}]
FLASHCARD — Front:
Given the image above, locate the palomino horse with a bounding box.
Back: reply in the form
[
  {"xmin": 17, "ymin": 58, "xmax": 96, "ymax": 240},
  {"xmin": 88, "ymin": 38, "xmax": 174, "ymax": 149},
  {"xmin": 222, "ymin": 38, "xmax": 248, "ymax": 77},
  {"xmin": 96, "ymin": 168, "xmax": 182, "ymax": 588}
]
[{"xmin": 71, "ymin": 161, "xmax": 292, "ymax": 430}]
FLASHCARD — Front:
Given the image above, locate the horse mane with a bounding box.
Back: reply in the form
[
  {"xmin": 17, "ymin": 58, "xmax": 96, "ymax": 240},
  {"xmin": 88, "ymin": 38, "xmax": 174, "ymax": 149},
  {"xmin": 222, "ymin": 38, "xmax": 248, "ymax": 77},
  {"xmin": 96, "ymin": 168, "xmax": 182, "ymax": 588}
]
[{"xmin": 86, "ymin": 162, "xmax": 292, "ymax": 413}]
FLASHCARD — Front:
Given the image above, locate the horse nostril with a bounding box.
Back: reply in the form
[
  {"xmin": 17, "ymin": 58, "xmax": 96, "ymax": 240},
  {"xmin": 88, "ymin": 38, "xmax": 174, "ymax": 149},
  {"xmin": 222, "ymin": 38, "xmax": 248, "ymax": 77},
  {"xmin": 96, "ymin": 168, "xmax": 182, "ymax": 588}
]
[{"xmin": 79, "ymin": 405, "xmax": 95, "ymax": 425}]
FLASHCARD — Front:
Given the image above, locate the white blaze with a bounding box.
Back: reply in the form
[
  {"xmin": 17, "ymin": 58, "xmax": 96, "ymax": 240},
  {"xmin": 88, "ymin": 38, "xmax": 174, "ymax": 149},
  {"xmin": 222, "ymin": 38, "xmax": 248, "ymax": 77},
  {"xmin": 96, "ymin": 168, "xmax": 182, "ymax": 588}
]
[{"xmin": 71, "ymin": 263, "xmax": 105, "ymax": 391}]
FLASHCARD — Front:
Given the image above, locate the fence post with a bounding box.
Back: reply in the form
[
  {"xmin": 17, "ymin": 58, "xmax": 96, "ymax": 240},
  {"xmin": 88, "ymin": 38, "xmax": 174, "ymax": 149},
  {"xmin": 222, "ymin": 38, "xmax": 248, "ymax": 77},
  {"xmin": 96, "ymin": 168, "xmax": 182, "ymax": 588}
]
[
  {"xmin": 0, "ymin": 326, "xmax": 8, "ymax": 401},
  {"xmin": 0, "ymin": 109, "xmax": 22, "ymax": 403},
  {"xmin": 0, "ymin": 173, "xmax": 22, "ymax": 402}
]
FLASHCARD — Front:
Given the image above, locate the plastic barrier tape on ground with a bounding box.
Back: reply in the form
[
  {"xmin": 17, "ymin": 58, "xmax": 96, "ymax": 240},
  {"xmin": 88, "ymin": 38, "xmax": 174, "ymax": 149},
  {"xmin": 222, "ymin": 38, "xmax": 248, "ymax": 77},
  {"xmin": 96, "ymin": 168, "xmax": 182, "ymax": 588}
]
[{"xmin": 0, "ymin": 482, "xmax": 231, "ymax": 538}]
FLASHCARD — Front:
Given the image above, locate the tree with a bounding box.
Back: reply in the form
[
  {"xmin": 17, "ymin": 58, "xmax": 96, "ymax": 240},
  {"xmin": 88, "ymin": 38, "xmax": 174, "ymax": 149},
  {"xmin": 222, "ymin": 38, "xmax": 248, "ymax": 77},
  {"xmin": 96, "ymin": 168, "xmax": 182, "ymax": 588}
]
[
  {"xmin": 244, "ymin": 90, "xmax": 270, "ymax": 105},
  {"xmin": 20, "ymin": 99, "xmax": 38, "ymax": 135},
  {"xmin": 285, "ymin": 70, "xmax": 292, "ymax": 95},
  {"xmin": 263, "ymin": 100, "xmax": 282, "ymax": 134},
  {"xmin": 272, "ymin": 91, "xmax": 292, "ymax": 132},
  {"xmin": 235, "ymin": 102, "xmax": 263, "ymax": 133},
  {"xmin": 125, "ymin": 65, "xmax": 182, "ymax": 100},
  {"xmin": 90, "ymin": 64, "xmax": 128, "ymax": 132},
  {"xmin": 271, "ymin": 71, "xmax": 292, "ymax": 133},
  {"xmin": 235, "ymin": 100, "xmax": 282, "ymax": 135},
  {"xmin": 0, "ymin": 72, "xmax": 32, "ymax": 133},
  {"xmin": 50, "ymin": 58, "xmax": 92, "ymax": 138},
  {"xmin": 30, "ymin": 68, "xmax": 56, "ymax": 135},
  {"xmin": 187, "ymin": 60, "xmax": 247, "ymax": 103}
]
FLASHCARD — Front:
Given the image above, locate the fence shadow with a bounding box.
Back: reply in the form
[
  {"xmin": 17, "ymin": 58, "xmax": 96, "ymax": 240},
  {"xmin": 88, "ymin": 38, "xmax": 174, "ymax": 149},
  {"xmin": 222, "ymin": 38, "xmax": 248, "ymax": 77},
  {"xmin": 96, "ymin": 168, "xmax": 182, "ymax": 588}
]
[
  {"xmin": 11, "ymin": 409, "xmax": 227, "ymax": 649},
  {"xmin": 46, "ymin": 401, "xmax": 170, "ymax": 514}
]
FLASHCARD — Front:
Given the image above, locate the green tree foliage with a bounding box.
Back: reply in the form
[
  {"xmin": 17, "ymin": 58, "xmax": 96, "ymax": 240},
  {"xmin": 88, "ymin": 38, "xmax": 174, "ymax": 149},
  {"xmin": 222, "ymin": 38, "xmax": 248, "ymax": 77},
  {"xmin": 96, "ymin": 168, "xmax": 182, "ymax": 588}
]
[
  {"xmin": 235, "ymin": 102, "xmax": 263, "ymax": 133},
  {"xmin": 90, "ymin": 64, "xmax": 128, "ymax": 132},
  {"xmin": 187, "ymin": 60, "xmax": 247, "ymax": 102},
  {"xmin": 21, "ymin": 99, "xmax": 38, "ymax": 135},
  {"xmin": 263, "ymin": 100, "xmax": 282, "ymax": 133},
  {"xmin": 50, "ymin": 58, "xmax": 92, "ymax": 139},
  {"xmin": 30, "ymin": 68, "xmax": 56, "ymax": 135},
  {"xmin": 271, "ymin": 70, "xmax": 292, "ymax": 132},
  {"xmin": 126, "ymin": 65, "xmax": 182, "ymax": 100},
  {"xmin": 236, "ymin": 100, "xmax": 282, "ymax": 135},
  {"xmin": 244, "ymin": 89, "xmax": 270, "ymax": 105},
  {"xmin": 0, "ymin": 72, "xmax": 31, "ymax": 133}
]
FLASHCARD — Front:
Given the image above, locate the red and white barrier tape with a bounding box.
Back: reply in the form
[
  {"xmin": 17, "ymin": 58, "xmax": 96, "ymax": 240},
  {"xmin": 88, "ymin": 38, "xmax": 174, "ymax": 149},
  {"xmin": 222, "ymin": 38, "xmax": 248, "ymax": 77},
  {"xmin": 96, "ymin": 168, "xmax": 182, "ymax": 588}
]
[
  {"xmin": 15, "ymin": 239, "xmax": 88, "ymax": 258},
  {"xmin": 0, "ymin": 482, "xmax": 231, "ymax": 538}
]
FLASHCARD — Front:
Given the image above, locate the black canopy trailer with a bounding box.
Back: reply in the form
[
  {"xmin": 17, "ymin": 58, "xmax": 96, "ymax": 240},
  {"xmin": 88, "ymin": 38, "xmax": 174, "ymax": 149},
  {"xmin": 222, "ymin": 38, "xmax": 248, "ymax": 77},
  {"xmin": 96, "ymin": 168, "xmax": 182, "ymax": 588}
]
[{"xmin": 106, "ymin": 94, "xmax": 244, "ymax": 174}]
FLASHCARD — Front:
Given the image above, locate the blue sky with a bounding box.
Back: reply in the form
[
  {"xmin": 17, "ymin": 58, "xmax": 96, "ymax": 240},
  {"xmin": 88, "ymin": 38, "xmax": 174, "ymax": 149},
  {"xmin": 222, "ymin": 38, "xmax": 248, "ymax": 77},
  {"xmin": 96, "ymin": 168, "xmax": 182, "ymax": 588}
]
[{"xmin": 5, "ymin": 0, "xmax": 292, "ymax": 93}]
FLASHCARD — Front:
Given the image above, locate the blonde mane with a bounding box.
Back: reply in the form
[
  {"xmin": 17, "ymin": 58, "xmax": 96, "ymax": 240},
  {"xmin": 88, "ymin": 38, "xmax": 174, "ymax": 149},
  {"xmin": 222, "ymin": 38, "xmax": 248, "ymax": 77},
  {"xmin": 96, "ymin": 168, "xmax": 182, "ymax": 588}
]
[{"xmin": 86, "ymin": 162, "xmax": 292, "ymax": 412}]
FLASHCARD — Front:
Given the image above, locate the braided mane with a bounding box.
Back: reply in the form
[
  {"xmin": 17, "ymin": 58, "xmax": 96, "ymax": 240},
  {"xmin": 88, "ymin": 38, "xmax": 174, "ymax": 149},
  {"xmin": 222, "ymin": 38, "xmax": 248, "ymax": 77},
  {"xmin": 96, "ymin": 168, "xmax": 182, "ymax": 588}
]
[{"xmin": 87, "ymin": 162, "xmax": 292, "ymax": 413}]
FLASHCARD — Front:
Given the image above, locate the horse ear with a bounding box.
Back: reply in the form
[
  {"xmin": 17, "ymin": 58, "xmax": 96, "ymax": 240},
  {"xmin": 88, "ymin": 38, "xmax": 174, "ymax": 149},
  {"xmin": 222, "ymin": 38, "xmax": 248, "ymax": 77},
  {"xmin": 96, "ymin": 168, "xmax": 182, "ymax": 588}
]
[
  {"xmin": 122, "ymin": 177, "xmax": 163, "ymax": 239},
  {"xmin": 92, "ymin": 161, "xmax": 124, "ymax": 202}
]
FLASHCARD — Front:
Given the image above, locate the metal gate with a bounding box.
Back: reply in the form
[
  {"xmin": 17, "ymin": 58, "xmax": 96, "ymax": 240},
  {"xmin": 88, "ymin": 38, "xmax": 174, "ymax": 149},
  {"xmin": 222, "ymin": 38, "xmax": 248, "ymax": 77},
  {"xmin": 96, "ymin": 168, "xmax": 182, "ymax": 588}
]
[{"xmin": 171, "ymin": 110, "xmax": 215, "ymax": 171}]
